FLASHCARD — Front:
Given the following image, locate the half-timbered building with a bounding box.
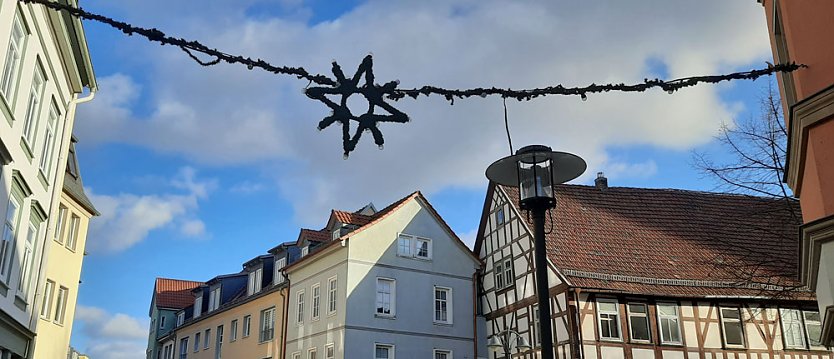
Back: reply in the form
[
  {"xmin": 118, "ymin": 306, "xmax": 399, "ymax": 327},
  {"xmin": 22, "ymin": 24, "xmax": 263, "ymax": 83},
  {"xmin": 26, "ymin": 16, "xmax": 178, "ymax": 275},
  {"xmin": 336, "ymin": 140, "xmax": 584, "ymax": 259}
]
[{"xmin": 476, "ymin": 175, "xmax": 831, "ymax": 359}]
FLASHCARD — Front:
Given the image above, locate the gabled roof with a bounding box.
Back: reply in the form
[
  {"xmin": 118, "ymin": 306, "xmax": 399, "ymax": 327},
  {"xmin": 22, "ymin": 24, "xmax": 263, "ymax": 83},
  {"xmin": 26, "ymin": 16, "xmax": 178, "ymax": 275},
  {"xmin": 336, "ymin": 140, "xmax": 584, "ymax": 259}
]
[
  {"xmin": 326, "ymin": 210, "xmax": 374, "ymax": 229},
  {"xmin": 151, "ymin": 278, "xmax": 203, "ymax": 314},
  {"xmin": 296, "ymin": 228, "xmax": 330, "ymax": 245},
  {"xmin": 243, "ymin": 254, "xmax": 272, "ymax": 269},
  {"xmin": 286, "ymin": 191, "xmax": 480, "ymax": 272},
  {"xmin": 484, "ymin": 183, "xmax": 809, "ymax": 299},
  {"xmin": 267, "ymin": 241, "xmax": 296, "ymax": 254}
]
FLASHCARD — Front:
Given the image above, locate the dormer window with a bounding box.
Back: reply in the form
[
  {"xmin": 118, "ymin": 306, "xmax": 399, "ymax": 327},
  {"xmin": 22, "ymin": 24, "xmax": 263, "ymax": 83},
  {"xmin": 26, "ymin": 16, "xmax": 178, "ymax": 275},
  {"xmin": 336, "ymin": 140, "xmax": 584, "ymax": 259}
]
[
  {"xmin": 332, "ymin": 228, "xmax": 340, "ymax": 240},
  {"xmin": 248, "ymin": 268, "xmax": 263, "ymax": 295},
  {"xmin": 208, "ymin": 287, "xmax": 221, "ymax": 311},
  {"xmin": 177, "ymin": 312, "xmax": 184, "ymax": 327},
  {"xmin": 194, "ymin": 295, "xmax": 203, "ymax": 318},
  {"xmin": 275, "ymin": 258, "xmax": 287, "ymax": 285},
  {"xmin": 301, "ymin": 246, "xmax": 309, "ymax": 257}
]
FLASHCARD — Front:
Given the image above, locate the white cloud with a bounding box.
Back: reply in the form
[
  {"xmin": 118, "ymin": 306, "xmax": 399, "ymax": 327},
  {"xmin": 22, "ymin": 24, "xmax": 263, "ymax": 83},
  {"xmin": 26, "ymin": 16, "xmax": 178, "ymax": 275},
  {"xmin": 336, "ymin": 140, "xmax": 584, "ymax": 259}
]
[
  {"xmin": 76, "ymin": 0, "xmax": 771, "ymax": 224},
  {"xmin": 75, "ymin": 305, "xmax": 148, "ymax": 359},
  {"xmin": 603, "ymin": 160, "xmax": 659, "ymax": 180},
  {"xmin": 229, "ymin": 180, "xmax": 267, "ymax": 194},
  {"xmin": 86, "ymin": 167, "xmax": 215, "ymax": 253}
]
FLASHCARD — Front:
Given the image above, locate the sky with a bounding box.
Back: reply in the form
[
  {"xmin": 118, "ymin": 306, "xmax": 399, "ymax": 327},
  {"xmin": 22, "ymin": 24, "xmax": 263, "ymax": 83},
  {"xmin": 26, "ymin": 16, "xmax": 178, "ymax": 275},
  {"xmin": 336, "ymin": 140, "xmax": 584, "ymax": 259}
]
[{"xmin": 65, "ymin": 1, "xmax": 779, "ymax": 357}]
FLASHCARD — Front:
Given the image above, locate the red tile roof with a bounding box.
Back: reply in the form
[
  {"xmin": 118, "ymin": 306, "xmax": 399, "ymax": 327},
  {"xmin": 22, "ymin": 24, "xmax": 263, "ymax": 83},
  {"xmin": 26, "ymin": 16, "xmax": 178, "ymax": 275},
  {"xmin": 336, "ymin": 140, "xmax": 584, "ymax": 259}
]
[
  {"xmin": 154, "ymin": 278, "xmax": 203, "ymax": 310},
  {"xmin": 331, "ymin": 210, "xmax": 373, "ymax": 226},
  {"xmin": 497, "ymin": 184, "xmax": 808, "ymax": 299},
  {"xmin": 298, "ymin": 228, "xmax": 330, "ymax": 243}
]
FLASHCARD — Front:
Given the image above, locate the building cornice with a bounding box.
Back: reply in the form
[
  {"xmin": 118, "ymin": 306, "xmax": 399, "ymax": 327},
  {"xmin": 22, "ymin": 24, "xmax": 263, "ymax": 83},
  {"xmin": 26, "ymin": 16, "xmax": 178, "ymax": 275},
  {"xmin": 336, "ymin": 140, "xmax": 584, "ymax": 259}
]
[{"xmin": 786, "ymin": 83, "xmax": 834, "ymax": 194}]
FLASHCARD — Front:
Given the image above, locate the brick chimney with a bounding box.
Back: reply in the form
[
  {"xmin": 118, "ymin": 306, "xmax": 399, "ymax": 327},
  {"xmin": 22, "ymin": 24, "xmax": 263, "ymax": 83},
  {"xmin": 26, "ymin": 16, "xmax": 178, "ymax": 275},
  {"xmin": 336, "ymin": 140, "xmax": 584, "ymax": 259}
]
[{"xmin": 595, "ymin": 172, "xmax": 608, "ymax": 190}]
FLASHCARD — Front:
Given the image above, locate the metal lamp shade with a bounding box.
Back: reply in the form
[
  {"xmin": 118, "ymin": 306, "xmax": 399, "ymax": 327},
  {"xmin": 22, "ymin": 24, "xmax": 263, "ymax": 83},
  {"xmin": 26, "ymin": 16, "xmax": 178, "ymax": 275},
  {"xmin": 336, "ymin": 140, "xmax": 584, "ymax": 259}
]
[
  {"xmin": 486, "ymin": 145, "xmax": 586, "ymax": 208},
  {"xmin": 487, "ymin": 336, "xmax": 503, "ymax": 352}
]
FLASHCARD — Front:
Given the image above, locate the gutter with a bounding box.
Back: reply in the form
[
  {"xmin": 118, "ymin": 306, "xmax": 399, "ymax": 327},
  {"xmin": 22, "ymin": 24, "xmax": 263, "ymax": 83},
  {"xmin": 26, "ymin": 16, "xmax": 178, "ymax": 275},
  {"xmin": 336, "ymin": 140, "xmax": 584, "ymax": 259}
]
[
  {"xmin": 281, "ymin": 278, "xmax": 291, "ymax": 359},
  {"xmin": 471, "ymin": 270, "xmax": 479, "ymax": 358}
]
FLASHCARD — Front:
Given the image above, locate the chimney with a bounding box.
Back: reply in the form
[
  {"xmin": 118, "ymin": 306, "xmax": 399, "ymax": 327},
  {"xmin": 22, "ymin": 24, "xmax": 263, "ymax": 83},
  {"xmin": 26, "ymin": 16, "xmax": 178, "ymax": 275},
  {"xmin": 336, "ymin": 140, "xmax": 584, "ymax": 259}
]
[{"xmin": 595, "ymin": 172, "xmax": 608, "ymax": 190}]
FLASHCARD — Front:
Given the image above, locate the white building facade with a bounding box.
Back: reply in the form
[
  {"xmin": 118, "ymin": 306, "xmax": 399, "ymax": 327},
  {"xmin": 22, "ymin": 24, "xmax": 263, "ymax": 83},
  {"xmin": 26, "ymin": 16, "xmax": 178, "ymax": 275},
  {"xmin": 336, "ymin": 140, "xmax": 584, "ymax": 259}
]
[
  {"xmin": 0, "ymin": 0, "xmax": 95, "ymax": 357},
  {"xmin": 285, "ymin": 192, "xmax": 482, "ymax": 359}
]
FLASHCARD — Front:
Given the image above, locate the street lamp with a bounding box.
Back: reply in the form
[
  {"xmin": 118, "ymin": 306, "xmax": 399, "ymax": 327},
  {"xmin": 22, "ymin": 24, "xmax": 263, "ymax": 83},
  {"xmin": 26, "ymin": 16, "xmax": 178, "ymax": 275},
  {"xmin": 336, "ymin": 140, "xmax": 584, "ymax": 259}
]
[
  {"xmin": 486, "ymin": 145, "xmax": 586, "ymax": 359},
  {"xmin": 487, "ymin": 329, "xmax": 531, "ymax": 358}
]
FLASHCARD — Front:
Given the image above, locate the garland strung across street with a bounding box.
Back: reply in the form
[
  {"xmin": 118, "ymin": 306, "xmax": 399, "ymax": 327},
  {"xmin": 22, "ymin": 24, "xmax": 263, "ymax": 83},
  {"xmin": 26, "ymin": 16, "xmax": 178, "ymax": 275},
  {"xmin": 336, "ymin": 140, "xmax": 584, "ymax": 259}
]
[{"xmin": 20, "ymin": 0, "xmax": 807, "ymax": 157}]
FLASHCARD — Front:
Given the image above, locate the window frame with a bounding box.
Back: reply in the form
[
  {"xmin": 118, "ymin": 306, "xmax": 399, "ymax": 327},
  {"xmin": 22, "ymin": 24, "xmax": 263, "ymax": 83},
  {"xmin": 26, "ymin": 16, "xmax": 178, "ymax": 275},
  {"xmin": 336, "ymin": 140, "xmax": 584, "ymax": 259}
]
[
  {"xmin": 40, "ymin": 279, "xmax": 54, "ymax": 319},
  {"xmin": 596, "ymin": 298, "xmax": 622, "ymax": 341},
  {"xmin": 496, "ymin": 208, "xmax": 505, "ymax": 226},
  {"xmin": 160, "ymin": 315, "xmax": 166, "ymax": 329},
  {"xmin": 176, "ymin": 312, "xmax": 185, "ymax": 327},
  {"xmin": 532, "ymin": 304, "xmax": 541, "ymax": 346},
  {"xmin": 327, "ymin": 275, "xmax": 337, "ymax": 315},
  {"xmin": 204, "ymin": 328, "xmax": 211, "ymax": 349},
  {"xmin": 414, "ymin": 237, "xmax": 432, "ymax": 260},
  {"xmin": 17, "ymin": 220, "xmax": 40, "ymax": 299},
  {"xmin": 311, "ymin": 283, "xmax": 321, "ymax": 321},
  {"xmin": 0, "ymin": 12, "xmax": 26, "ymax": 103},
  {"xmin": 1, "ymin": 195, "xmax": 21, "ymax": 284},
  {"xmin": 275, "ymin": 257, "xmax": 286, "ymax": 284},
  {"xmin": 194, "ymin": 295, "xmax": 203, "ymax": 318},
  {"xmin": 656, "ymin": 302, "xmax": 682, "ymax": 345},
  {"xmin": 21, "ymin": 61, "xmax": 45, "ymax": 149},
  {"xmin": 626, "ymin": 302, "xmax": 651, "ymax": 343},
  {"xmin": 54, "ymin": 286, "xmax": 68, "ymax": 325},
  {"xmin": 179, "ymin": 337, "xmax": 188, "ymax": 359},
  {"xmin": 242, "ymin": 315, "xmax": 251, "ymax": 337},
  {"xmin": 38, "ymin": 98, "xmax": 59, "ymax": 177},
  {"xmin": 719, "ymin": 306, "xmax": 746, "ymax": 348},
  {"xmin": 804, "ymin": 310, "xmax": 823, "ymax": 348},
  {"xmin": 374, "ymin": 343, "xmax": 394, "ymax": 359},
  {"xmin": 65, "ymin": 214, "xmax": 80, "ymax": 252},
  {"xmin": 297, "ymin": 289, "xmax": 305, "ymax": 324},
  {"xmin": 433, "ymin": 286, "xmax": 452, "ymax": 325},
  {"xmin": 259, "ymin": 306, "xmax": 276, "ymax": 343},
  {"xmin": 230, "ymin": 319, "xmax": 238, "ymax": 341},
  {"xmin": 325, "ymin": 343, "xmax": 335, "ymax": 359},
  {"xmin": 54, "ymin": 205, "xmax": 66, "ymax": 244},
  {"xmin": 307, "ymin": 347, "xmax": 317, "ymax": 359},
  {"xmin": 194, "ymin": 332, "xmax": 201, "ymax": 352},
  {"xmin": 375, "ymin": 277, "xmax": 396, "ymax": 317},
  {"xmin": 433, "ymin": 349, "xmax": 452, "ymax": 359}
]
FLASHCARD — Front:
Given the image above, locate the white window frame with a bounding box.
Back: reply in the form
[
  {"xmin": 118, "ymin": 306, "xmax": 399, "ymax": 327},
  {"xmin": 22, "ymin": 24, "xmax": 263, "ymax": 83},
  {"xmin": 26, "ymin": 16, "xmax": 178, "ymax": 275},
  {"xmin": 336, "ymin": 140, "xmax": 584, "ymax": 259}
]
[
  {"xmin": 532, "ymin": 304, "xmax": 541, "ymax": 346},
  {"xmin": 494, "ymin": 260, "xmax": 504, "ymax": 290},
  {"xmin": 275, "ymin": 257, "xmax": 286, "ymax": 284},
  {"xmin": 204, "ymin": 328, "xmax": 211, "ymax": 349},
  {"xmin": 194, "ymin": 295, "xmax": 203, "ymax": 318},
  {"xmin": 40, "ymin": 279, "xmax": 54, "ymax": 319},
  {"xmin": 176, "ymin": 312, "xmax": 185, "ymax": 327},
  {"xmin": 194, "ymin": 332, "xmax": 201, "ymax": 352},
  {"xmin": 719, "ymin": 306, "xmax": 745, "ymax": 348},
  {"xmin": 229, "ymin": 319, "xmax": 238, "ymax": 341},
  {"xmin": 657, "ymin": 302, "xmax": 682, "ymax": 345},
  {"xmin": 242, "ymin": 315, "xmax": 251, "ymax": 337},
  {"xmin": 54, "ymin": 286, "xmax": 68, "ymax": 325},
  {"xmin": 301, "ymin": 246, "xmax": 309, "ymax": 257},
  {"xmin": 433, "ymin": 349, "xmax": 452, "ymax": 359},
  {"xmin": 65, "ymin": 214, "xmax": 80, "ymax": 251},
  {"xmin": 259, "ymin": 307, "xmax": 276, "ymax": 343},
  {"xmin": 496, "ymin": 208, "xmax": 505, "ymax": 226},
  {"xmin": 38, "ymin": 100, "xmax": 58, "ymax": 176},
  {"xmin": 374, "ymin": 343, "xmax": 394, "ymax": 359},
  {"xmin": 179, "ymin": 337, "xmax": 188, "ymax": 359},
  {"xmin": 396, "ymin": 233, "xmax": 432, "ymax": 260},
  {"xmin": 22, "ymin": 62, "xmax": 45, "ymax": 148},
  {"xmin": 327, "ymin": 275, "xmax": 337, "ymax": 315},
  {"xmin": 433, "ymin": 286, "xmax": 452, "ymax": 325},
  {"xmin": 780, "ymin": 308, "xmax": 807, "ymax": 349},
  {"xmin": 311, "ymin": 283, "xmax": 321, "ymax": 321},
  {"xmin": 215, "ymin": 324, "xmax": 224, "ymax": 359},
  {"xmin": 596, "ymin": 298, "xmax": 621, "ymax": 341},
  {"xmin": 324, "ymin": 343, "xmax": 335, "ymax": 359},
  {"xmin": 1, "ymin": 13, "xmax": 25, "ymax": 101},
  {"xmin": 209, "ymin": 287, "xmax": 221, "ymax": 311},
  {"xmin": 17, "ymin": 221, "xmax": 39, "ymax": 298},
  {"xmin": 297, "ymin": 290, "xmax": 305, "ymax": 324},
  {"xmin": 804, "ymin": 310, "xmax": 823, "ymax": 348},
  {"xmin": 375, "ymin": 277, "xmax": 396, "ymax": 317},
  {"xmin": 54, "ymin": 205, "xmax": 66, "ymax": 244},
  {"xmin": 292, "ymin": 352, "xmax": 300, "ymax": 359},
  {"xmin": 415, "ymin": 237, "xmax": 432, "ymax": 260},
  {"xmin": 626, "ymin": 302, "xmax": 650, "ymax": 343},
  {"xmin": 248, "ymin": 267, "xmax": 263, "ymax": 295},
  {"xmin": 1, "ymin": 196, "xmax": 21, "ymax": 283},
  {"xmin": 307, "ymin": 347, "xmax": 317, "ymax": 359}
]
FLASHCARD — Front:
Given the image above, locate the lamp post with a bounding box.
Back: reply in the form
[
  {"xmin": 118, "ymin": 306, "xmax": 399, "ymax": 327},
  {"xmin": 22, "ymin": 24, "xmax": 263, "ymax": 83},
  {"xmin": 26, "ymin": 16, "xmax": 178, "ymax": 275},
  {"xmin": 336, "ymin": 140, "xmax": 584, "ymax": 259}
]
[
  {"xmin": 486, "ymin": 145, "xmax": 586, "ymax": 359},
  {"xmin": 487, "ymin": 329, "xmax": 531, "ymax": 359}
]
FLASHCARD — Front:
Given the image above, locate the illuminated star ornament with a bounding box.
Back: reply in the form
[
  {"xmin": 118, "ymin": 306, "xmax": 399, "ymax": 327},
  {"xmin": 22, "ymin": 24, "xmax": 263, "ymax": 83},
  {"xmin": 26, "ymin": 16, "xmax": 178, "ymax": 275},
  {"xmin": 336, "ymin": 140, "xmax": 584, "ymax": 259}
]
[{"xmin": 305, "ymin": 55, "xmax": 409, "ymax": 158}]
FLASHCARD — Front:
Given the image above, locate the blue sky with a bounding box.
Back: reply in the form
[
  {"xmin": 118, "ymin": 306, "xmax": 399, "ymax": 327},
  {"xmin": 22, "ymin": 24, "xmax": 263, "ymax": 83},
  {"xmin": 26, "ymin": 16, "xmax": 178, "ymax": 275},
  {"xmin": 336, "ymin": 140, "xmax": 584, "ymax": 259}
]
[{"xmin": 65, "ymin": 1, "xmax": 778, "ymax": 357}]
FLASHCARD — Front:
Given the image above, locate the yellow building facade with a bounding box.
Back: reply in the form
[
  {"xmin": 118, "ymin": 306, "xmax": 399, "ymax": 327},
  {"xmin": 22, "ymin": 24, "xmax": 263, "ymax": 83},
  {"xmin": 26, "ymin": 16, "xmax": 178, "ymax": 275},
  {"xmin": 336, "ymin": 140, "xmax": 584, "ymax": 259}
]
[
  {"xmin": 166, "ymin": 285, "xmax": 288, "ymax": 359},
  {"xmin": 31, "ymin": 140, "xmax": 97, "ymax": 359}
]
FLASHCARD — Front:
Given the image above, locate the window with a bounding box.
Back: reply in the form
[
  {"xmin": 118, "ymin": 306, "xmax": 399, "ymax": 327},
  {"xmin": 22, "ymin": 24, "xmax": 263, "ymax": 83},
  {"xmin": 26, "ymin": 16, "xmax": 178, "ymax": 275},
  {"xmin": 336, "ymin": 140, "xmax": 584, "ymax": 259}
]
[
  {"xmin": 208, "ymin": 287, "xmax": 221, "ymax": 311},
  {"xmin": 307, "ymin": 348, "xmax": 317, "ymax": 359},
  {"xmin": 657, "ymin": 302, "xmax": 681, "ymax": 344},
  {"xmin": 532, "ymin": 304, "xmax": 541, "ymax": 346},
  {"xmin": 1, "ymin": 13, "xmax": 25, "ymax": 100},
  {"xmin": 215, "ymin": 325, "xmax": 223, "ymax": 359},
  {"xmin": 194, "ymin": 295, "xmax": 203, "ymax": 318},
  {"xmin": 804, "ymin": 311, "xmax": 823, "ymax": 347},
  {"xmin": 781, "ymin": 308, "xmax": 806, "ymax": 349},
  {"xmin": 496, "ymin": 208, "xmax": 505, "ymax": 226},
  {"xmin": 415, "ymin": 238, "xmax": 431, "ymax": 259},
  {"xmin": 54, "ymin": 286, "xmax": 68, "ymax": 324},
  {"xmin": 1, "ymin": 196, "xmax": 21, "ymax": 282},
  {"xmin": 327, "ymin": 276, "xmax": 337, "ymax": 315},
  {"xmin": 720, "ymin": 307, "xmax": 745, "ymax": 347},
  {"xmin": 66, "ymin": 214, "xmax": 80, "ymax": 251},
  {"xmin": 22, "ymin": 64, "xmax": 45, "ymax": 147},
  {"xmin": 312, "ymin": 283, "xmax": 321, "ymax": 320},
  {"xmin": 597, "ymin": 299, "xmax": 621, "ymax": 340},
  {"xmin": 39, "ymin": 101, "xmax": 58, "ymax": 175},
  {"xmin": 275, "ymin": 258, "xmax": 286, "ymax": 284},
  {"xmin": 230, "ymin": 319, "xmax": 238, "ymax": 341},
  {"xmin": 160, "ymin": 315, "xmax": 166, "ymax": 329},
  {"xmin": 242, "ymin": 315, "xmax": 251, "ymax": 337},
  {"xmin": 627, "ymin": 303, "xmax": 650, "ymax": 342},
  {"xmin": 177, "ymin": 312, "xmax": 185, "ymax": 327},
  {"xmin": 40, "ymin": 279, "xmax": 55, "ymax": 319},
  {"xmin": 54, "ymin": 205, "xmax": 67, "ymax": 244},
  {"xmin": 17, "ymin": 221, "xmax": 40, "ymax": 297},
  {"xmin": 434, "ymin": 286, "xmax": 452, "ymax": 324},
  {"xmin": 179, "ymin": 337, "xmax": 188, "ymax": 359},
  {"xmin": 374, "ymin": 344, "xmax": 393, "ymax": 359},
  {"xmin": 434, "ymin": 349, "xmax": 451, "ymax": 359},
  {"xmin": 248, "ymin": 268, "xmax": 263, "ymax": 295},
  {"xmin": 332, "ymin": 228, "xmax": 340, "ymax": 240},
  {"xmin": 260, "ymin": 307, "xmax": 275, "ymax": 342},
  {"xmin": 301, "ymin": 246, "xmax": 309, "ymax": 257},
  {"xmin": 494, "ymin": 256, "xmax": 514, "ymax": 290},
  {"xmin": 297, "ymin": 290, "xmax": 305, "ymax": 324},
  {"xmin": 194, "ymin": 333, "xmax": 201, "ymax": 352},
  {"xmin": 397, "ymin": 234, "xmax": 432, "ymax": 260},
  {"xmin": 325, "ymin": 343, "xmax": 335, "ymax": 359},
  {"xmin": 376, "ymin": 278, "xmax": 395, "ymax": 316},
  {"xmin": 292, "ymin": 353, "xmax": 301, "ymax": 359},
  {"xmin": 204, "ymin": 329, "xmax": 211, "ymax": 349}
]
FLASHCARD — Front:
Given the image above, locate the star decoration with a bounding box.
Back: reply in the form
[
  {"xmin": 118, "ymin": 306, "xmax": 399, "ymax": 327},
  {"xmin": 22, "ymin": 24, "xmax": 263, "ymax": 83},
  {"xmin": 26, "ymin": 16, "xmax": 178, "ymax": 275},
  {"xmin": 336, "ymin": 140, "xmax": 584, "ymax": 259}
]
[{"xmin": 305, "ymin": 55, "xmax": 409, "ymax": 158}]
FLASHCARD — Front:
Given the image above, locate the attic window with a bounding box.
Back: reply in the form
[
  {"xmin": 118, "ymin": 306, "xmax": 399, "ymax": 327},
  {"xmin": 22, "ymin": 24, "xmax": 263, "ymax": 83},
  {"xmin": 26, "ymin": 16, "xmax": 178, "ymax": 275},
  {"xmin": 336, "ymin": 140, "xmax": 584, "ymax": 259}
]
[
  {"xmin": 67, "ymin": 146, "xmax": 79, "ymax": 178},
  {"xmin": 332, "ymin": 228, "xmax": 340, "ymax": 240},
  {"xmin": 496, "ymin": 208, "xmax": 505, "ymax": 226}
]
